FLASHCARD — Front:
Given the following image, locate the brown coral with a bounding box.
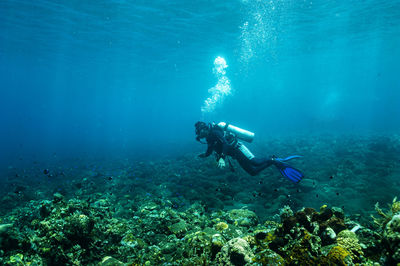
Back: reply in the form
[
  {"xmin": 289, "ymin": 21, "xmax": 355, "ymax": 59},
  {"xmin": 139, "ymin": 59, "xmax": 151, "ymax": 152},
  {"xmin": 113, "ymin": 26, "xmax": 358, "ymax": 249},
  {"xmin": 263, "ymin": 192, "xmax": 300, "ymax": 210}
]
[{"xmin": 324, "ymin": 246, "xmax": 353, "ymax": 266}]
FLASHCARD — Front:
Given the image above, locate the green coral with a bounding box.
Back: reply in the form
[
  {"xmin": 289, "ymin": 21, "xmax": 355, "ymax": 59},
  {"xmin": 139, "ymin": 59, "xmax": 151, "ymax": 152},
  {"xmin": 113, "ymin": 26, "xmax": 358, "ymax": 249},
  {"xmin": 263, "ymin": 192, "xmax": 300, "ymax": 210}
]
[
  {"xmin": 214, "ymin": 221, "xmax": 229, "ymax": 231},
  {"xmin": 371, "ymin": 196, "xmax": 400, "ymax": 228},
  {"xmin": 384, "ymin": 214, "xmax": 400, "ymax": 262},
  {"xmin": 120, "ymin": 233, "xmax": 139, "ymax": 248},
  {"xmin": 336, "ymin": 230, "xmax": 364, "ymax": 262},
  {"xmin": 391, "ymin": 197, "xmax": 400, "ymax": 214},
  {"xmin": 7, "ymin": 253, "xmax": 24, "ymax": 265}
]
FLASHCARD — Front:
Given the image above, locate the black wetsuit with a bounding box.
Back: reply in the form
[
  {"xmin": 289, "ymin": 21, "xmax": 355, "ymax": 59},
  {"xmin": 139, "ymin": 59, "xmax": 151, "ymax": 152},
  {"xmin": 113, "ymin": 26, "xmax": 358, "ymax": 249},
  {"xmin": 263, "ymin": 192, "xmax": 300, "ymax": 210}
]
[{"xmin": 203, "ymin": 125, "xmax": 275, "ymax": 176}]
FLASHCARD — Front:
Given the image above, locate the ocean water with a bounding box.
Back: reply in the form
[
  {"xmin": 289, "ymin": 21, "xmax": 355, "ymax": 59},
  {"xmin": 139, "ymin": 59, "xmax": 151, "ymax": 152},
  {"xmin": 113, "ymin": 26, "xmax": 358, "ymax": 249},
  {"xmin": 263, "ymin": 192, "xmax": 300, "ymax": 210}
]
[{"xmin": 0, "ymin": 0, "xmax": 400, "ymax": 264}]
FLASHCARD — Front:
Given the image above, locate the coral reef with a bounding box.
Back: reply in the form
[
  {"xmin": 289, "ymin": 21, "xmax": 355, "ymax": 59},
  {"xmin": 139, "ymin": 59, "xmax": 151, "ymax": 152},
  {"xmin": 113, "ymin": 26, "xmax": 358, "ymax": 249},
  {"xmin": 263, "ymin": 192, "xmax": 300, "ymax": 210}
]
[
  {"xmin": 0, "ymin": 189, "xmax": 398, "ymax": 265},
  {"xmin": 0, "ymin": 134, "xmax": 399, "ymax": 264}
]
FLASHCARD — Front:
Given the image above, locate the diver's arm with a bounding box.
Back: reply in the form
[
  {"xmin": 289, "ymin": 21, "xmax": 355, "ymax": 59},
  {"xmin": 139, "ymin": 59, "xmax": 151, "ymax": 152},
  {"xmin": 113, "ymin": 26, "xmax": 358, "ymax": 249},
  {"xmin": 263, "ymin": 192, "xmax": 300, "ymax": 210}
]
[
  {"xmin": 198, "ymin": 144, "xmax": 213, "ymax": 158},
  {"xmin": 204, "ymin": 144, "xmax": 213, "ymax": 156}
]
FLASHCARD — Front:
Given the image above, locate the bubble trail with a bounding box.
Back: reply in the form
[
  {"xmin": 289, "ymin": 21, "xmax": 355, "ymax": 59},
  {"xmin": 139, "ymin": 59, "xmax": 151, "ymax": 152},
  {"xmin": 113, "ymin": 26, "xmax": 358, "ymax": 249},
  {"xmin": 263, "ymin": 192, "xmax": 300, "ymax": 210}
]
[{"xmin": 201, "ymin": 56, "xmax": 231, "ymax": 114}]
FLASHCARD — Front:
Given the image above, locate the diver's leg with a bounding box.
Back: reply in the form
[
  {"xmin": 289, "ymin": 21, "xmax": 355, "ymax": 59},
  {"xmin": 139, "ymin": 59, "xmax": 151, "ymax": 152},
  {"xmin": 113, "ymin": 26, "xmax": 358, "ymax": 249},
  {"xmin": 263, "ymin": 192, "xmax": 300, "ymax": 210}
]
[
  {"xmin": 251, "ymin": 157, "xmax": 274, "ymax": 167},
  {"xmin": 235, "ymin": 143, "xmax": 304, "ymax": 182},
  {"xmin": 234, "ymin": 143, "xmax": 272, "ymax": 176},
  {"xmin": 234, "ymin": 145, "xmax": 258, "ymax": 175},
  {"xmin": 236, "ymin": 157, "xmax": 258, "ymax": 176},
  {"xmin": 247, "ymin": 157, "xmax": 275, "ymax": 174}
]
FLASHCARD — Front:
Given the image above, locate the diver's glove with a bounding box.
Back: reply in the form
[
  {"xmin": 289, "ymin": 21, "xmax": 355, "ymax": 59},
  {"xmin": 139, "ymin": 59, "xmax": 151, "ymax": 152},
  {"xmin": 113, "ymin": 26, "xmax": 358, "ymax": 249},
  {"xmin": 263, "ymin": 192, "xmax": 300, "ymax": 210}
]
[{"xmin": 217, "ymin": 158, "xmax": 226, "ymax": 168}]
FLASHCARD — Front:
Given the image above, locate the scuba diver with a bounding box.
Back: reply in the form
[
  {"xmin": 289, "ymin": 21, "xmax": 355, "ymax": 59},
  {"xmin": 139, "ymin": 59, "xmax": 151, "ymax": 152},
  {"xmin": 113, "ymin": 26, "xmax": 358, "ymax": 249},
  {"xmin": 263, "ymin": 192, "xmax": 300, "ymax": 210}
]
[{"xmin": 195, "ymin": 121, "xmax": 304, "ymax": 183}]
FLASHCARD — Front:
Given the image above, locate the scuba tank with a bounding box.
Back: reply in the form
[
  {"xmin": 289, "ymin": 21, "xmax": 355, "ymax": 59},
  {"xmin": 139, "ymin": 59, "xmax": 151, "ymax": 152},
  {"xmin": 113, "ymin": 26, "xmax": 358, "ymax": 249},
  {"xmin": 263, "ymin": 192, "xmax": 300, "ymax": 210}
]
[{"xmin": 217, "ymin": 122, "xmax": 255, "ymax": 143}]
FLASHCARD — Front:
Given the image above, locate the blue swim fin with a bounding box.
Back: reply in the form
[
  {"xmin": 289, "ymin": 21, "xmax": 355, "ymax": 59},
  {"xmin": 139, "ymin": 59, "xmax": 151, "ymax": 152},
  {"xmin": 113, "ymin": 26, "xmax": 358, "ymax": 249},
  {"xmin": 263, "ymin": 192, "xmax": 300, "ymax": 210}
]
[
  {"xmin": 273, "ymin": 156, "xmax": 304, "ymax": 183},
  {"xmin": 275, "ymin": 155, "xmax": 303, "ymax": 162}
]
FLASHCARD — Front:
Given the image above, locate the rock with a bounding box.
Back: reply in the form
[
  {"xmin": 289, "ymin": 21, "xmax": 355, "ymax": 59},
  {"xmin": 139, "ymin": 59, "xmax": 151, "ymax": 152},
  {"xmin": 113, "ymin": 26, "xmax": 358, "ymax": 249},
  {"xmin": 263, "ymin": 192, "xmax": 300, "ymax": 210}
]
[
  {"xmin": 39, "ymin": 201, "xmax": 52, "ymax": 218},
  {"xmin": 140, "ymin": 201, "xmax": 158, "ymax": 212},
  {"xmin": 168, "ymin": 220, "xmax": 187, "ymax": 238},
  {"xmin": 315, "ymin": 208, "xmax": 333, "ymax": 222},
  {"xmin": 279, "ymin": 205, "xmax": 294, "ymax": 220},
  {"xmin": 98, "ymin": 256, "xmax": 124, "ymax": 266},
  {"xmin": 299, "ymin": 178, "xmax": 317, "ymax": 192},
  {"xmin": 332, "ymin": 207, "xmax": 345, "ymax": 219},
  {"xmin": 321, "ymin": 227, "xmax": 336, "ymax": 245},
  {"xmin": 216, "ymin": 238, "xmax": 254, "ymax": 266},
  {"xmin": 0, "ymin": 223, "xmax": 12, "ymax": 234},
  {"xmin": 228, "ymin": 209, "xmax": 258, "ymax": 227},
  {"xmin": 321, "ymin": 216, "xmax": 346, "ymax": 234},
  {"xmin": 211, "ymin": 233, "xmax": 226, "ymax": 258},
  {"xmin": 161, "ymin": 242, "xmax": 176, "ymax": 254},
  {"xmin": 53, "ymin": 192, "xmax": 64, "ymax": 203}
]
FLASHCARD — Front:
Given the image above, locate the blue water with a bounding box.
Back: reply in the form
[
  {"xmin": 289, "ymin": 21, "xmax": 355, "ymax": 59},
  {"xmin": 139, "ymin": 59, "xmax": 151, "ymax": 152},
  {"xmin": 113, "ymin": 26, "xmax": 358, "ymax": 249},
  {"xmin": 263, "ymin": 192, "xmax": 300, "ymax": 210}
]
[{"xmin": 0, "ymin": 0, "xmax": 399, "ymax": 163}]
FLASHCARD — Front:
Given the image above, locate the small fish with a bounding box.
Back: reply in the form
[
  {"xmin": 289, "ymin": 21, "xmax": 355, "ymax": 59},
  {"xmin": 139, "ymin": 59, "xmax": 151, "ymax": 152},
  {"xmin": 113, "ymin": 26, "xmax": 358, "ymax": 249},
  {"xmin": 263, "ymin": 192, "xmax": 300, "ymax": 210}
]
[
  {"xmin": 316, "ymin": 194, "xmax": 319, "ymax": 198},
  {"xmin": 43, "ymin": 169, "xmax": 50, "ymax": 175},
  {"xmin": 14, "ymin": 185, "xmax": 26, "ymax": 194},
  {"xmin": 329, "ymin": 176, "xmax": 333, "ymax": 179}
]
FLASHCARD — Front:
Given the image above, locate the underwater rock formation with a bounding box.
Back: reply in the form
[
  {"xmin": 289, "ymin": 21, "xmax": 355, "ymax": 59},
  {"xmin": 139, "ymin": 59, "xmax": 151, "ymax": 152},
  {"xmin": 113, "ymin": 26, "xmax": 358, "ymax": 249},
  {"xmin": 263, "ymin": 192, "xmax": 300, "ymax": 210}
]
[
  {"xmin": 228, "ymin": 209, "xmax": 258, "ymax": 228},
  {"xmin": 216, "ymin": 237, "xmax": 254, "ymax": 266}
]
